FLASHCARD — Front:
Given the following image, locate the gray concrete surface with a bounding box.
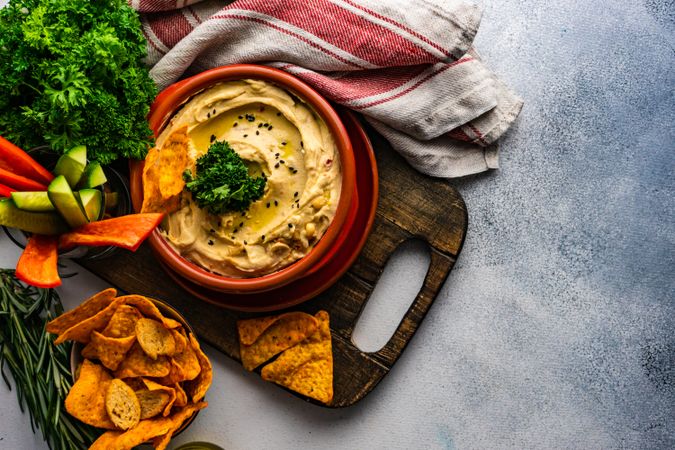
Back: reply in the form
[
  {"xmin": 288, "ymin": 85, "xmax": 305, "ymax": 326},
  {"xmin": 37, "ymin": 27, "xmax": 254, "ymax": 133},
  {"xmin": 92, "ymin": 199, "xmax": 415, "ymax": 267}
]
[{"xmin": 0, "ymin": 0, "xmax": 673, "ymax": 449}]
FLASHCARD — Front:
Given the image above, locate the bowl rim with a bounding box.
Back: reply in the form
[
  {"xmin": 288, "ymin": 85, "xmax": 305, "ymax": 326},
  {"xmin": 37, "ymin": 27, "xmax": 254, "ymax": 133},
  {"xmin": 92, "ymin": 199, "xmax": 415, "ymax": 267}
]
[{"xmin": 133, "ymin": 64, "xmax": 357, "ymax": 293}]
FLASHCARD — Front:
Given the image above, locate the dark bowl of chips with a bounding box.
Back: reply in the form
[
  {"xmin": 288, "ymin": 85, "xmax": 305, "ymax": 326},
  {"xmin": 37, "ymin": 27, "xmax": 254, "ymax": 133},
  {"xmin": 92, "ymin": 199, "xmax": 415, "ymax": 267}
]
[{"xmin": 60, "ymin": 290, "xmax": 212, "ymax": 448}]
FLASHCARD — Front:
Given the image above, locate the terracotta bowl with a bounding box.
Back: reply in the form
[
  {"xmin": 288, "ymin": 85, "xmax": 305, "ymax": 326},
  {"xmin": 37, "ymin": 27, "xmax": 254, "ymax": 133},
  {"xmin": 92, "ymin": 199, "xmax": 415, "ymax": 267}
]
[
  {"xmin": 130, "ymin": 64, "xmax": 356, "ymax": 294},
  {"xmin": 70, "ymin": 297, "xmax": 201, "ymax": 438}
]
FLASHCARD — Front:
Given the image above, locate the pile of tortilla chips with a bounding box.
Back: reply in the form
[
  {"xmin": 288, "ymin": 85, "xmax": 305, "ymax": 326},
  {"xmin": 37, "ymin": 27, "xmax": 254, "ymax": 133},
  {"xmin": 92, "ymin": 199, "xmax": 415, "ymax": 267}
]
[
  {"xmin": 47, "ymin": 288, "xmax": 212, "ymax": 450},
  {"xmin": 238, "ymin": 310, "xmax": 333, "ymax": 404}
]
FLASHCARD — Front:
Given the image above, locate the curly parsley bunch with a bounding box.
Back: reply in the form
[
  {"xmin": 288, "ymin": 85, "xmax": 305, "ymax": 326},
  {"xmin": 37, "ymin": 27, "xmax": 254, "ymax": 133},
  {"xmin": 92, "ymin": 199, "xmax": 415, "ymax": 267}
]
[
  {"xmin": 184, "ymin": 141, "xmax": 267, "ymax": 215},
  {"xmin": 0, "ymin": 0, "xmax": 157, "ymax": 164}
]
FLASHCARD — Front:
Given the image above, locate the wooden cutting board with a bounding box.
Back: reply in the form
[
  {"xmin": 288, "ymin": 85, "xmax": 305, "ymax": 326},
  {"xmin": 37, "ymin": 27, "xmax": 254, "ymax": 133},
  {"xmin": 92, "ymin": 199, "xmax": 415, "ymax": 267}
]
[{"xmin": 78, "ymin": 124, "xmax": 468, "ymax": 408}]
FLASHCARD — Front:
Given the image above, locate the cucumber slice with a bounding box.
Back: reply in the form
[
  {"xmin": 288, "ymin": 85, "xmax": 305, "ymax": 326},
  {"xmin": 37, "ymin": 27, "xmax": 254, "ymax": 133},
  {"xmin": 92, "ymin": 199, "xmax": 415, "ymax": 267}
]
[
  {"xmin": 48, "ymin": 175, "xmax": 89, "ymax": 228},
  {"xmin": 54, "ymin": 145, "xmax": 87, "ymax": 188},
  {"xmin": 78, "ymin": 189, "xmax": 102, "ymax": 222},
  {"xmin": 77, "ymin": 162, "xmax": 107, "ymax": 189},
  {"xmin": 0, "ymin": 198, "xmax": 68, "ymax": 235},
  {"xmin": 10, "ymin": 191, "xmax": 55, "ymax": 212}
]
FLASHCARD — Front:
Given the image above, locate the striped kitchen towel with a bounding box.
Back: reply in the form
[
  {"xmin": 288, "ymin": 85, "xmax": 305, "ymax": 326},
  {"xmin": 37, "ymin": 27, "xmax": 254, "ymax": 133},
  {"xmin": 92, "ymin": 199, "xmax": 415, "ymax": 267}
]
[{"xmin": 132, "ymin": 0, "xmax": 523, "ymax": 178}]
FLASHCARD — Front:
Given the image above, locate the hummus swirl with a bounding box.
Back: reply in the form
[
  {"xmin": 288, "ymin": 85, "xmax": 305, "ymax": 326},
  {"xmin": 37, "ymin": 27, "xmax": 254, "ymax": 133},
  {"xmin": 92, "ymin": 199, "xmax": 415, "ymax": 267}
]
[{"xmin": 156, "ymin": 80, "xmax": 341, "ymax": 277}]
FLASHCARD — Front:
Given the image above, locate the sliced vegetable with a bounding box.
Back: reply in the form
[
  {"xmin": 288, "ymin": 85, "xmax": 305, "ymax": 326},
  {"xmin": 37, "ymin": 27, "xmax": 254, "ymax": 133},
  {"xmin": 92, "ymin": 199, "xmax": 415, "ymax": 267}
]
[
  {"xmin": 11, "ymin": 191, "xmax": 55, "ymax": 212},
  {"xmin": 54, "ymin": 145, "xmax": 87, "ymax": 188},
  {"xmin": 48, "ymin": 175, "xmax": 88, "ymax": 228},
  {"xmin": 59, "ymin": 213, "xmax": 164, "ymax": 251},
  {"xmin": 0, "ymin": 167, "xmax": 48, "ymax": 191},
  {"xmin": 15, "ymin": 234, "xmax": 61, "ymax": 288},
  {"xmin": 0, "ymin": 198, "xmax": 68, "ymax": 235},
  {"xmin": 77, "ymin": 162, "xmax": 107, "ymax": 189},
  {"xmin": 78, "ymin": 189, "xmax": 102, "ymax": 222},
  {"xmin": 0, "ymin": 183, "xmax": 15, "ymax": 197},
  {"xmin": 0, "ymin": 136, "xmax": 54, "ymax": 185}
]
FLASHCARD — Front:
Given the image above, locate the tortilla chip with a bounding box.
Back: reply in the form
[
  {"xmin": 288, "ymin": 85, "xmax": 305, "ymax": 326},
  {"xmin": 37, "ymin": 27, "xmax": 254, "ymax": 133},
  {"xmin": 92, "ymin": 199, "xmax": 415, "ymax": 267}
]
[
  {"xmin": 141, "ymin": 126, "xmax": 188, "ymax": 214},
  {"xmin": 142, "ymin": 378, "xmax": 177, "ymax": 417},
  {"xmin": 173, "ymin": 383, "xmax": 188, "ymax": 408},
  {"xmin": 54, "ymin": 298, "xmax": 124, "ymax": 345},
  {"xmin": 106, "ymin": 379, "xmax": 141, "ymax": 430},
  {"xmin": 261, "ymin": 310, "xmax": 333, "ymax": 404},
  {"xmin": 135, "ymin": 318, "xmax": 176, "ymax": 360},
  {"xmin": 135, "ymin": 389, "xmax": 172, "ymax": 420},
  {"xmin": 238, "ymin": 312, "xmax": 318, "ymax": 371},
  {"xmin": 90, "ymin": 401, "xmax": 207, "ymax": 450},
  {"xmin": 185, "ymin": 333, "xmax": 212, "ymax": 402},
  {"xmin": 115, "ymin": 343, "xmax": 171, "ymax": 379},
  {"xmin": 102, "ymin": 305, "xmax": 143, "ymax": 338},
  {"xmin": 65, "ymin": 360, "xmax": 117, "ymax": 429},
  {"xmin": 237, "ymin": 315, "xmax": 283, "ymax": 346},
  {"xmin": 171, "ymin": 329, "xmax": 188, "ymax": 354},
  {"xmin": 46, "ymin": 288, "xmax": 117, "ymax": 335},
  {"xmin": 152, "ymin": 401, "xmax": 208, "ymax": 450},
  {"xmin": 118, "ymin": 295, "xmax": 183, "ymax": 330},
  {"xmin": 81, "ymin": 331, "xmax": 136, "ymax": 371}
]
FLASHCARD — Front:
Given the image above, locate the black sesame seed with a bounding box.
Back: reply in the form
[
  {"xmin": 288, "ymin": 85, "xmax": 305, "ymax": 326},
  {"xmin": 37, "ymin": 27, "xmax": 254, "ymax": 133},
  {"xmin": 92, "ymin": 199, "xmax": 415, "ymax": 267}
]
[
  {"xmin": 245, "ymin": 114, "xmax": 255, "ymax": 122},
  {"xmin": 279, "ymin": 160, "xmax": 285, "ymax": 164},
  {"xmin": 274, "ymin": 163, "xmax": 280, "ymax": 168},
  {"xmin": 275, "ymin": 153, "xmax": 280, "ymax": 157},
  {"xmin": 288, "ymin": 223, "xmax": 293, "ymax": 228},
  {"xmin": 208, "ymin": 240, "xmax": 214, "ymax": 245},
  {"xmin": 266, "ymin": 202, "xmax": 270, "ymax": 208},
  {"xmin": 233, "ymin": 122, "xmax": 238, "ymax": 127},
  {"xmin": 292, "ymin": 169, "xmax": 298, "ymax": 174},
  {"xmin": 274, "ymin": 200, "xmax": 278, "ymax": 206},
  {"xmin": 268, "ymin": 126, "xmax": 274, "ymax": 131},
  {"xmin": 233, "ymin": 228, "xmax": 238, "ymax": 233},
  {"xmin": 261, "ymin": 235, "xmax": 265, "ymax": 242},
  {"xmin": 244, "ymin": 134, "xmax": 248, "ymax": 138},
  {"xmin": 258, "ymin": 123, "xmax": 263, "ymax": 128},
  {"xmin": 239, "ymin": 222, "xmax": 244, "ymax": 227},
  {"xmin": 210, "ymin": 135, "xmax": 216, "ymax": 143},
  {"xmin": 244, "ymin": 240, "xmax": 248, "ymax": 245},
  {"xmin": 213, "ymin": 109, "xmax": 216, "ymax": 114},
  {"xmin": 210, "ymin": 228, "xmax": 215, "ymax": 233},
  {"xmin": 238, "ymin": 115, "xmax": 243, "ymax": 119},
  {"xmin": 256, "ymin": 131, "xmax": 260, "ymax": 135},
  {"xmin": 281, "ymin": 141, "xmax": 287, "ymax": 146},
  {"xmin": 276, "ymin": 112, "xmax": 281, "ymax": 116},
  {"xmin": 241, "ymin": 211, "xmax": 246, "ymax": 217},
  {"xmin": 300, "ymin": 141, "xmax": 304, "ymax": 147},
  {"xmin": 207, "ymin": 112, "xmax": 211, "ymax": 118}
]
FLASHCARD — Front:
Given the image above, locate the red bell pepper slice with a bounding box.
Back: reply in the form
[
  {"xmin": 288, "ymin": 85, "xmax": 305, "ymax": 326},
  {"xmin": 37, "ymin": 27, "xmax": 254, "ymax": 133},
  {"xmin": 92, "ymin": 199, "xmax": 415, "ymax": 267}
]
[
  {"xmin": 0, "ymin": 136, "xmax": 54, "ymax": 185},
  {"xmin": 15, "ymin": 234, "xmax": 61, "ymax": 288},
  {"xmin": 0, "ymin": 167, "xmax": 48, "ymax": 191},
  {"xmin": 59, "ymin": 213, "xmax": 164, "ymax": 252},
  {"xmin": 0, "ymin": 183, "xmax": 15, "ymax": 197}
]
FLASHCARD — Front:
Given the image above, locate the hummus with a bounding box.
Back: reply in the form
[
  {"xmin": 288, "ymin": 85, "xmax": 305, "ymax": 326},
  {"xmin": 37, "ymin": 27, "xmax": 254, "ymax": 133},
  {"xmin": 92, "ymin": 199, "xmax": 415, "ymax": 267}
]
[{"xmin": 156, "ymin": 80, "xmax": 342, "ymax": 277}]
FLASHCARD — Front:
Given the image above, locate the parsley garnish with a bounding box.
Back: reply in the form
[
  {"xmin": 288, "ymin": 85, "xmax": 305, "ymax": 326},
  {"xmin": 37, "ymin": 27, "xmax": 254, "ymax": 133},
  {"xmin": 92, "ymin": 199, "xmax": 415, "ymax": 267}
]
[
  {"xmin": 0, "ymin": 0, "xmax": 157, "ymax": 164},
  {"xmin": 184, "ymin": 141, "xmax": 266, "ymax": 215}
]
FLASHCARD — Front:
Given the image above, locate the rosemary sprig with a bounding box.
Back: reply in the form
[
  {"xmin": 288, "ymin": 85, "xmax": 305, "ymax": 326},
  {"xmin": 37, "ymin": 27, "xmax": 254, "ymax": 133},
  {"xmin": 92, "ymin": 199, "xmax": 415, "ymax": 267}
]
[{"xmin": 0, "ymin": 269, "xmax": 102, "ymax": 450}]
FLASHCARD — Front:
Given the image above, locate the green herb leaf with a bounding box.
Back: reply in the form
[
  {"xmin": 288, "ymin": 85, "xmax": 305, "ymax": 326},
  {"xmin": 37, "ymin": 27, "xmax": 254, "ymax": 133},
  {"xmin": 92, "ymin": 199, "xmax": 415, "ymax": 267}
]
[
  {"xmin": 0, "ymin": 0, "xmax": 157, "ymax": 164},
  {"xmin": 184, "ymin": 140, "xmax": 267, "ymax": 214}
]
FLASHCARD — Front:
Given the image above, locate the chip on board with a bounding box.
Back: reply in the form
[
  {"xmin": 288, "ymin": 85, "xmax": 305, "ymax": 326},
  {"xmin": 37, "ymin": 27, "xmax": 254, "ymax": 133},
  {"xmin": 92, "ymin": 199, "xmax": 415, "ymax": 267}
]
[
  {"xmin": 46, "ymin": 288, "xmax": 117, "ymax": 335},
  {"xmin": 102, "ymin": 305, "xmax": 143, "ymax": 338},
  {"xmin": 115, "ymin": 343, "xmax": 171, "ymax": 379},
  {"xmin": 238, "ymin": 312, "xmax": 318, "ymax": 371},
  {"xmin": 54, "ymin": 298, "xmax": 125, "ymax": 345},
  {"xmin": 105, "ymin": 379, "xmax": 141, "ymax": 430},
  {"xmin": 81, "ymin": 331, "xmax": 136, "ymax": 371},
  {"xmin": 185, "ymin": 333, "xmax": 212, "ymax": 403},
  {"xmin": 65, "ymin": 360, "xmax": 117, "ymax": 429},
  {"xmin": 261, "ymin": 310, "xmax": 333, "ymax": 404},
  {"xmin": 141, "ymin": 126, "xmax": 189, "ymax": 214}
]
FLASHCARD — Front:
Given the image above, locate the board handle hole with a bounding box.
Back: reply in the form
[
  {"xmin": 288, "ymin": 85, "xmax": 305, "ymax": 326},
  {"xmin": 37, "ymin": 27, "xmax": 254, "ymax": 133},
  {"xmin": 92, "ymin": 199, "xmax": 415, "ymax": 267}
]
[{"xmin": 352, "ymin": 239, "xmax": 431, "ymax": 353}]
